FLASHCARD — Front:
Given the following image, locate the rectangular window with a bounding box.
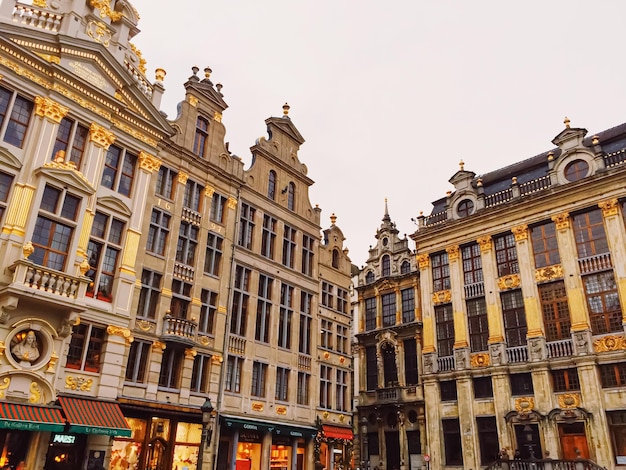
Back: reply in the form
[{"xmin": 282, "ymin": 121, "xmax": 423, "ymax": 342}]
[
  {"xmin": 321, "ymin": 319, "xmax": 333, "ymax": 350},
  {"xmin": 175, "ymin": 221, "xmax": 198, "ymax": 266},
  {"xmin": 156, "ymin": 166, "xmax": 177, "ymax": 199},
  {"xmin": 494, "ymin": 233, "xmax": 519, "ymax": 277},
  {"xmin": 125, "ymin": 339, "xmax": 150, "ymax": 384},
  {"xmin": 275, "ymin": 366, "xmax": 289, "ymax": 401},
  {"xmin": 608, "ymin": 411, "xmax": 626, "ymax": 464},
  {"xmin": 101, "ymin": 144, "xmax": 137, "ymax": 197},
  {"xmin": 261, "ymin": 215, "xmax": 277, "ymax": 259},
  {"xmin": 199, "ymin": 289, "xmax": 217, "ymax": 335},
  {"xmin": 282, "ymin": 224, "xmax": 296, "ymax": 268},
  {"xmin": 531, "ymin": 221, "xmax": 560, "ymax": 268},
  {"xmin": 170, "ymin": 279, "xmax": 192, "ymax": 318},
  {"xmin": 573, "ymin": 208, "xmax": 609, "ymax": 258},
  {"xmin": 320, "ymin": 364, "xmax": 332, "ymax": 408},
  {"xmin": 203, "ymin": 232, "xmax": 223, "ymax": 276},
  {"xmin": 299, "ymin": 292, "xmax": 312, "ymax": 355},
  {"xmin": 183, "ymin": 179, "xmax": 202, "ymax": 213},
  {"xmin": 210, "ymin": 192, "xmax": 227, "ymax": 224},
  {"xmin": 255, "ymin": 274, "xmax": 273, "ymax": 343},
  {"xmin": 278, "ymin": 283, "xmax": 293, "ymax": 349},
  {"xmin": 52, "ymin": 116, "xmax": 88, "ymax": 169},
  {"xmin": 322, "ymin": 282, "xmax": 334, "ymax": 309},
  {"xmin": 225, "ymin": 356, "xmax": 243, "ymax": 393},
  {"xmin": 442, "ymin": 418, "xmax": 463, "ymax": 466},
  {"xmin": 366, "ymin": 346, "xmax": 377, "ymax": 390},
  {"xmin": 0, "ymin": 171, "xmax": 14, "ymax": 223},
  {"xmin": 365, "ymin": 297, "xmax": 376, "ymax": 331},
  {"xmin": 336, "ymin": 369, "xmax": 348, "ymax": 411},
  {"xmin": 238, "ymin": 203, "xmax": 255, "ymax": 249},
  {"xmin": 382, "ymin": 292, "xmax": 396, "ymax": 327},
  {"xmin": 230, "ymin": 266, "xmax": 250, "ymax": 336},
  {"xmin": 31, "ymin": 185, "xmax": 80, "ymax": 271},
  {"xmin": 193, "ymin": 117, "xmax": 208, "ymax": 157},
  {"xmin": 401, "ymin": 288, "xmax": 414, "ymax": 323},
  {"xmin": 251, "ymin": 361, "xmax": 267, "ymax": 397},
  {"xmin": 190, "ymin": 353, "xmax": 211, "ymax": 393},
  {"xmin": 336, "ymin": 325, "xmax": 348, "ymax": 354},
  {"xmin": 337, "ymin": 288, "xmax": 348, "ymax": 314},
  {"xmin": 583, "ymin": 272, "xmax": 623, "ymax": 334},
  {"xmin": 404, "ymin": 338, "xmax": 418, "ymax": 385},
  {"xmin": 462, "ymin": 243, "xmax": 484, "ymax": 286},
  {"xmin": 0, "ymin": 85, "xmax": 33, "ymax": 148},
  {"xmin": 147, "ymin": 208, "xmax": 171, "ymax": 256},
  {"xmin": 473, "ymin": 376, "xmax": 493, "ymax": 399},
  {"xmin": 467, "ymin": 297, "xmax": 489, "ymax": 352},
  {"xmin": 510, "ymin": 373, "xmax": 534, "ymax": 396},
  {"xmin": 502, "ymin": 290, "xmax": 527, "ymax": 347},
  {"xmin": 159, "ymin": 347, "xmax": 183, "ymax": 389},
  {"xmin": 432, "ymin": 252, "xmax": 450, "ymax": 291},
  {"xmin": 86, "ymin": 211, "xmax": 124, "ymax": 302},
  {"xmin": 540, "ymin": 281, "xmax": 571, "ymax": 342},
  {"xmin": 435, "ymin": 304, "xmax": 454, "ymax": 357},
  {"xmin": 137, "ymin": 269, "xmax": 162, "ymax": 319},
  {"xmin": 552, "ymin": 368, "xmax": 580, "ymax": 392},
  {"xmin": 297, "ymin": 372, "xmax": 310, "ymax": 405},
  {"xmin": 477, "ymin": 417, "xmax": 499, "ymax": 466},
  {"xmin": 440, "ymin": 380, "xmax": 457, "ymax": 401},
  {"xmin": 66, "ymin": 323, "xmax": 105, "ymax": 373},
  {"xmin": 302, "ymin": 234, "xmax": 314, "ymax": 276},
  {"xmin": 599, "ymin": 363, "xmax": 626, "ymax": 388}
]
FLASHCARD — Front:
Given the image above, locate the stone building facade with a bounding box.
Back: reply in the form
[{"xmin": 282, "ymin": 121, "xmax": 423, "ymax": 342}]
[{"xmin": 412, "ymin": 119, "xmax": 626, "ymax": 469}]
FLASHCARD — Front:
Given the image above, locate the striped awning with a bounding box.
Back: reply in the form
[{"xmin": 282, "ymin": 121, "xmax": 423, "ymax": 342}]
[
  {"xmin": 322, "ymin": 424, "xmax": 354, "ymax": 440},
  {"xmin": 0, "ymin": 402, "xmax": 65, "ymax": 432},
  {"xmin": 58, "ymin": 396, "xmax": 131, "ymax": 437}
]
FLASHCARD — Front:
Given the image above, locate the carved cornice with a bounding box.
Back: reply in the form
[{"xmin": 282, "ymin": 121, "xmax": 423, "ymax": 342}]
[
  {"xmin": 498, "ymin": 274, "xmax": 521, "ymax": 290},
  {"xmin": 477, "ymin": 236, "xmax": 492, "ymax": 252},
  {"xmin": 178, "ymin": 172, "xmax": 189, "ymax": 185},
  {"xmin": 593, "ymin": 335, "xmax": 626, "ymax": 352},
  {"xmin": 552, "ymin": 213, "xmax": 570, "ymax": 230},
  {"xmin": 89, "ymin": 122, "xmax": 116, "ymax": 148},
  {"xmin": 204, "ymin": 185, "xmax": 215, "ymax": 198},
  {"xmin": 512, "ymin": 224, "xmax": 529, "ymax": 241},
  {"xmin": 599, "ymin": 198, "xmax": 619, "ymax": 217},
  {"xmin": 432, "ymin": 290, "xmax": 452, "ymax": 305},
  {"xmin": 535, "ymin": 264, "xmax": 563, "ymax": 283},
  {"xmin": 446, "ymin": 245, "xmax": 460, "ymax": 261},
  {"xmin": 106, "ymin": 325, "xmax": 133, "ymax": 343},
  {"xmin": 417, "ymin": 254, "xmax": 429, "ymax": 269},
  {"xmin": 34, "ymin": 96, "xmax": 69, "ymax": 123},
  {"xmin": 138, "ymin": 151, "xmax": 161, "ymax": 173}
]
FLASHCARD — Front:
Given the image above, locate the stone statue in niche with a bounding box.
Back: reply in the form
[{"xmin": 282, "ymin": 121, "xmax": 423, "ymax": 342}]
[{"xmin": 11, "ymin": 330, "xmax": 40, "ymax": 364}]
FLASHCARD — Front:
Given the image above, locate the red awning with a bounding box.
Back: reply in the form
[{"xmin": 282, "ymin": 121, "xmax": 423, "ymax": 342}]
[
  {"xmin": 0, "ymin": 402, "xmax": 65, "ymax": 432},
  {"xmin": 323, "ymin": 424, "xmax": 354, "ymax": 440},
  {"xmin": 59, "ymin": 396, "xmax": 131, "ymax": 437}
]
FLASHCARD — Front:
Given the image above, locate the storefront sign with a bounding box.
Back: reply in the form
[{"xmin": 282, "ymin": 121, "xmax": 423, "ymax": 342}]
[
  {"xmin": 223, "ymin": 417, "xmax": 316, "ymax": 439},
  {"xmin": 239, "ymin": 431, "xmax": 261, "ymax": 442},
  {"xmin": 52, "ymin": 434, "xmax": 77, "ymax": 444},
  {"xmin": 0, "ymin": 420, "xmax": 64, "ymax": 432}
]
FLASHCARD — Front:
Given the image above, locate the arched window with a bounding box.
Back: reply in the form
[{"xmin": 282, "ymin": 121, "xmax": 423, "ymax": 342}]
[
  {"xmin": 268, "ymin": 170, "xmax": 276, "ymax": 200},
  {"xmin": 193, "ymin": 117, "xmax": 209, "ymax": 157},
  {"xmin": 401, "ymin": 260, "xmax": 410, "ymax": 274},
  {"xmin": 456, "ymin": 199, "xmax": 475, "ymax": 218},
  {"xmin": 332, "ymin": 249, "xmax": 340, "ymax": 268},
  {"xmin": 382, "ymin": 255, "xmax": 391, "ymax": 277},
  {"xmin": 287, "ymin": 182, "xmax": 295, "ymax": 211},
  {"xmin": 365, "ymin": 271, "xmax": 375, "ymax": 284}
]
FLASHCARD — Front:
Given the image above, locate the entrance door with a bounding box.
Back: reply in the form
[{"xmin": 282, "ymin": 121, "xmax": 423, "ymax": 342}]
[
  {"xmin": 145, "ymin": 438, "xmax": 166, "ymax": 470},
  {"xmin": 559, "ymin": 423, "xmax": 589, "ymax": 460},
  {"xmin": 385, "ymin": 431, "xmax": 400, "ymax": 470},
  {"xmin": 514, "ymin": 424, "xmax": 543, "ymax": 459}
]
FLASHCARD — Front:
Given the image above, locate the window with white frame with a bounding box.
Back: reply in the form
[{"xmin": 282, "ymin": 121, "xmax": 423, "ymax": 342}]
[
  {"xmin": 255, "ymin": 274, "xmax": 273, "ymax": 343},
  {"xmin": 210, "ymin": 192, "xmax": 227, "ymax": 224},
  {"xmin": 183, "ymin": 179, "xmax": 202, "ymax": 213},
  {"xmin": 0, "ymin": 85, "xmax": 33, "ymax": 148},
  {"xmin": 190, "ymin": 353, "xmax": 211, "ymax": 393},
  {"xmin": 146, "ymin": 208, "xmax": 170, "ymax": 256},
  {"xmin": 66, "ymin": 323, "xmax": 105, "ymax": 373},
  {"xmin": 278, "ymin": 283, "xmax": 293, "ymax": 349},
  {"xmin": 275, "ymin": 366, "xmax": 289, "ymax": 401},
  {"xmin": 52, "ymin": 116, "xmax": 88, "ymax": 168},
  {"xmin": 101, "ymin": 144, "xmax": 137, "ymax": 197},
  {"xmin": 86, "ymin": 211, "xmax": 125, "ymax": 301},
  {"xmin": 125, "ymin": 339, "xmax": 150, "ymax": 384}
]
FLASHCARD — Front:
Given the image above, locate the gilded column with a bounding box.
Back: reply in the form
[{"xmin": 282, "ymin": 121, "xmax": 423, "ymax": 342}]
[
  {"xmin": 552, "ymin": 213, "xmax": 589, "ymax": 331},
  {"xmin": 76, "ymin": 210, "xmax": 95, "ymax": 259},
  {"xmin": 394, "ymin": 287, "xmax": 401, "ymax": 325},
  {"xmin": 479, "ymin": 236, "xmax": 504, "ymax": 343},
  {"xmin": 358, "ymin": 293, "xmax": 365, "ymax": 332},
  {"xmin": 30, "ymin": 97, "xmax": 69, "ymax": 170},
  {"xmin": 447, "ymin": 245, "xmax": 468, "ymax": 349},
  {"xmin": 512, "ymin": 224, "xmax": 544, "ymax": 338},
  {"xmin": 375, "ymin": 286, "xmax": 382, "ymax": 330},
  {"xmin": 417, "ymin": 254, "xmax": 435, "ymax": 353},
  {"xmin": 2, "ymin": 184, "xmax": 36, "ymax": 237},
  {"xmin": 599, "ymin": 199, "xmax": 626, "ymax": 323},
  {"xmin": 84, "ymin": 122, "xmax": 116, "ymax": 186}
]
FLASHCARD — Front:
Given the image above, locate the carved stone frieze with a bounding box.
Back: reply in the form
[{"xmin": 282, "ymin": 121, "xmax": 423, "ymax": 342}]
[
  {"xmin": 598, "ymin": 198, "xmax": 619, "ymax": 217},
  {"xmin": 535, "ymin": 265, "xmax": 563, "ymax": 283},
  {"xmin": 593, "ymin": 334, "xmax": 626, "ymax": 352},
  {"xmin": 498, "ymin": 274, "xmax": 521, "ymax": 290},
  {"xmin": 432, "ymin": 290, "xmax": 452, "ymax": 305},
  {"xmin": 512, "ymin": 224, "xmax": 529, "ymax": 241},
  {"xmin": 552, "ymin": 213, "xmax": 570, "ymax": 230}
]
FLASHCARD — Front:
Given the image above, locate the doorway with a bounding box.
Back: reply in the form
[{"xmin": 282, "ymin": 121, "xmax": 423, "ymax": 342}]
[
  {"xmin": 559, "ymin": 422, "xmax": 589, "ymax": 460},
  {"xmin": 514, "ymin": 424, "xmax": 543, "ymax": 459},
  {"xmin": 385, "ymin": 431, "xmax": 400, "ymax": 470}
]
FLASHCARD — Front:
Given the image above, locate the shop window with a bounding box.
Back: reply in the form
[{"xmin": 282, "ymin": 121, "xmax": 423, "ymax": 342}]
[
  {"xmin": 442, "ymin": 418, "xmax": 463, "ymax": 465},
  {"xmin": 199, "ymin": 289, "xmax": 217, "ymax": 335},
  {"xmin": 66, "ymin": 323, "xmax": 105, "ymax": 372},
  {"xmin": 125, "ymin": 339, "xmax": 151, "ymax": 384},
  {"xmin": 52, "ymin": 116, "xmax": 88, "ymax": 168},
  {"xmin": 440, "ymin": 380, "xmax": 457, "ymax": 401},
  {"xmin": 510, "ymin": 373, "xmax": 534, "ymax": 396},
  {"xmin": 183, "ymin": 179, "xmax": 202, "ymax": 213},
  {"xmin": 531, "ymin": 221, "xmax": 560, "ymax": 268},
  {"xmin": 0, "ymin": 85, "xmax": 33, "ymax": 148},
  {"xmin": 137, "ymin": 269, "xmax": 162, "ymax": 319},
  {"xmin": 204, "ymin": 232, "xmax": 223, "ymax": 276},
  {"xmin": 147, "ymin": 208, "xmax": 171, "ymax": 256},
  {"xmin": 190, "ymin": 353, "xmax": 211, "ymax": 393},
  {"xmin": 86, "ymin": 211, "xmax": 125, "ymax": 301},
  {"xmin": 552, "ymin": 368, "xmax": 580, "ymax": 392},
  {"xmin": 173, "ymin": 422, "xmax": 202, "ymax": 470},
  {"xmin": 156, "ymin": 165, "xmax": 177, "ymax": 200},
  {"xmin": 101, "ymin": 144, "xmax": 137, "ymax": 197},
  {"xmin": 31, "ymin": 184, "xmax": 80, "ymax": 271},
  {"xmin": 473, "ymin": 376, "xmax": 493, "ymax": 399},
  {"xmin": 158, "ymin": 347, "xmax": 183, "ymax": 390},
  {"xmin": 494, "ymin": 232, "xmax": 519, "ymax": 277},
  {"xmin": 111, "ymin": 418, "xmax": 146, "ymax": 470},
  {"xmin": 477, "ymin": 417, "xmax": 499, "ymax": 465}
]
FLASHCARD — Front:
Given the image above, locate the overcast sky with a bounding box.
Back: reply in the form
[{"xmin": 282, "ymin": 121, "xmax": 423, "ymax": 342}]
[{"xmin": 131, "ymin": 1, "xmax": 626, "ymax": 268}]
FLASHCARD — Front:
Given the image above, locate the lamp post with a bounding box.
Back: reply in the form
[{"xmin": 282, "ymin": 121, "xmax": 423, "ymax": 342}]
[
  {"xmin": 197, "ymin": 398, "xmax": 214, "ymax": 470},
  {"xmin": 360, "ymin": 416, "xmax": 368, "ymax": 470}
]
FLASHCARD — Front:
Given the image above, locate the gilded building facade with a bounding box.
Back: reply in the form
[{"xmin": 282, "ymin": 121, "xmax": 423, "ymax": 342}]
[
  {"xmin": 354, "ymin": 204, "xmax": 424, "ymax": 470},
  {"xmin": 0, "ymin": 1, "xmax": 354, "ymax": 470},
  {"xmin": 412, "ymin": 120, "xmax": 626, "ymax": 469}
]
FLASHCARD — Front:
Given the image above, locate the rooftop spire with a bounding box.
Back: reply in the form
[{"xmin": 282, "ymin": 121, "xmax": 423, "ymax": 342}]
[{"xmin": 383, "ymin": 198, "xmax": 391, "ymax": 222}]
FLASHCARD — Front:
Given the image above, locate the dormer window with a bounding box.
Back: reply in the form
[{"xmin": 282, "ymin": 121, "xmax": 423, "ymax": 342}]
[
  {"xmin": 382, "ymin": 255, "xmax": 391, "ymax": 277},
  {"xmin": 193, "ymin": 116, "xmax": 209, "ymax": 157},
  {"xmin": 268, "ymin": 170, "xmax": 276, "ymax": 200},
  {"xmin": 365, "ymin": 271, "xmax": 375, "ymax": 284},
  {"xmin": 456, "ymin": 199, "xmax": 475, "ymax": 218},
  {"xmin": 564, "ymin": 159, "xmax": 589, "ymax": 182},
  {"xmin": 401, "ymin": 260, "xmax": 410, "ymax": 274}
]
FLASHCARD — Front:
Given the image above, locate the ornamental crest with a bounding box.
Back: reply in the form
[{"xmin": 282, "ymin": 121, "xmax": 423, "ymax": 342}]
[
  {"xmin": 470, "ymin": 353, "xmax": 490, "ymax": 368},
  {"xmin": 515, "ymin": 397, "xmax": 535, "ymax": 414},
  {"xmin": 558, "ymin": 392, "xmax": 581, "ymax": 409},
  {"xmin": 498, "ymin": 274, "xmax": 521, "ymax": 290},
  {"xmin": 593, "ymin": 335, "xmax": 626, "ymax": 352},
  {"xmin": 432, "ymin": 290, "xmax": 451, "ymax": 305},
  {"xmin": 535, "ymin": 265, "xmax": 563, "ymax": 283}
]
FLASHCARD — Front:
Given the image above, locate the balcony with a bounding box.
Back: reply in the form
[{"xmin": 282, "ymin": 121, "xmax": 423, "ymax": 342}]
[
  {"xmin": 160, "ymin": 315, "xmax": 197, "ymax": 346},
  {"xmin": 507, "ymin": 345, "xmax": 529, "ymax": 363},
  {"xmin": 547, "ymin": 339, "xmax": 573, "ymax": 358},
  {"xmin": 437, "ymin": 355, "xmax": 455, "ymax": 372},
  {"xmin": 12, "ymin": 2, "xmax": 63, "ymax": 33},
  {"xmin": 578, "ymin": 253, "xmax": 612, "ymax": 274}
]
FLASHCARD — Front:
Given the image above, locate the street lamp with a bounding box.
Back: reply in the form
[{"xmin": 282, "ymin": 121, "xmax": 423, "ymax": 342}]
[
  {"xmin": 197, "ymin": 398, "xmax": 214, "ymax": 470},
  {"xmin": 360, "ymin": 416, "xmax": 368, "ymax": 470}
]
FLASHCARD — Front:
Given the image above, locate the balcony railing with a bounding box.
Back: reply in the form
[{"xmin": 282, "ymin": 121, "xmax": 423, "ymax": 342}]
[
  {"xmin": 173, "ymin": 262, "xmax": 195, "ymax": 281},
  {"xmin": 7, "ymin": 259, "xmax": 89, "ymax": 302},
  {"xmin": 181, "ymin": 207, "xmax": 202, "ymax": 225},
  {"xmin": 161, "ymin": 315, "xmax": 197, "ymax": 345},
  {"xmin": 547, "ymin": 339, "xmax": 573, "ymax": 358},
  {"xmin": 485, "ymin": 188, "xmax": 514, "ymax": 208},
  {"xmin": 438, "ymin": 355, "xmax": 455, "ymax": 372},
  {"xmin": 464, "ymin": 281, "xmax": 485, "ymax": 298},
  {"xmin": 298, "ymin": 354, "xmax": 311, "ymax": 371},
  {"xmin": 376, "ymin": 387, "xmax": 398, "ymax": 402},
  {"xmin": 578, "ymin": 253, "xmax": 612, "ymax": 274},
  {"xmin": 228, "ymin": 335, "xmax": 246, "ymax": 355},
  {"xmin": 519, "ymin": 175, "xmax": 552, "ymax": 196},
  {"xmin": 604, "ymin": 148, "xmax": 626, "ymax": 168},
  {"xmin": 486, "ymin": 458, "xmax": 605, "ymax": 470},
  {"xmin": 506, "ymin": 345, "xmax": 529, "ymax": 363},
  {"xmin": 12, "ymin": 3, "xmax": 62, "ymax": 32}
]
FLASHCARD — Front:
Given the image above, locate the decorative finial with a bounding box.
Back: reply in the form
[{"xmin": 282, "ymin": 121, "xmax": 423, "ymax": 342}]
[
  {"xmin": 547, "ymin": 151, "xmax": 554, "ymax": 161},
  {"xmin": 477, "ymin": 178, "xmax": 483, "ymax": 187},
  {"xmin": 330, "ymin": 213, "xmax": 337, "ymax": 225},
  {"xmin": 592, "ymin": 135, "xmax": 599, "ymax": 145},
  {"xmin": 283, "ymin": 103, "xmax": 290, "ymax": 116},
  {"xmin": 459, "ymin": 159, "xmax": 464, "ymax": 171},
  {"xmin": 79, "ymin": 259, "xmax": 90, "ymax": 276},
  {"xmin": 204, "ymin": 67, "xmax": 212, "ymax": 79},
  {"xmin": 23, "ymin": 241, "xmax": 34, "ymax": 259},
  {"xmin": 216, "ymin": 83, "xmax": 223, "ymax": 92},
  {"xmin": 512, "ymin": 176, "xmax": 518, "ymax": 185},
  {"xmin": 155, "ymin": 68, "xmax": 166, "ymax": 82},
  {"xmin": 564, "ymin": 117, "xmax": 570, "ymax": 128},
  {"xmin": 192, "ymin": 66, "xmax": 199, "ymax": 76}
]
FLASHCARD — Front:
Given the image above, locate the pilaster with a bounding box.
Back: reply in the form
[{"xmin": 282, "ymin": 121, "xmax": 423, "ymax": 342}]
[
  {"xmin": 478, "ymin": 236, "xmax": 504, "ymax": 343},
  {"xmin": 513, "ymin": 225, "xmax": 543, "ymax": 338},
  {"xmin": 599, "ymin": 198, "xmax": 626, "ymax": 324},
  {"xmin": 418, "ymin": 254, "xmax": 435, "ymax": 353},
  {"xmin": 447, "ymin": 245, "xmax": 468, "ymax": 349}
]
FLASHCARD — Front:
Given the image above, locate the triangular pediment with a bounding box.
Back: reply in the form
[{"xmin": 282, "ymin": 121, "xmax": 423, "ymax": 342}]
[
  {"xmin": 0, "ymin": 147, "xmax": 22, "ymax": 171},
  {"xmin": 266, "ymin": 117, "xmax": 305, "ymax": 146},
  {"xmin": 35, "ymin": 164, "xmax": 96, "ymax": 195},
  {"xmin": 186, "ymin": 80, "xmax": 229, "ymax": 112},
  {"xmin": 96, "ymin": 196, "xmax": 132, "ymax": 217},
  {"xmin": 551, "ymin": 126, "xmax": 588, "ymax": 150}
]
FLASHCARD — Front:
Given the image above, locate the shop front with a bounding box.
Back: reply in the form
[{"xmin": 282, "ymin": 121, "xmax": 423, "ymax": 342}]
[{"xmin": 319, "ymin": 425, "xmax": 354, "ymax": 470}]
